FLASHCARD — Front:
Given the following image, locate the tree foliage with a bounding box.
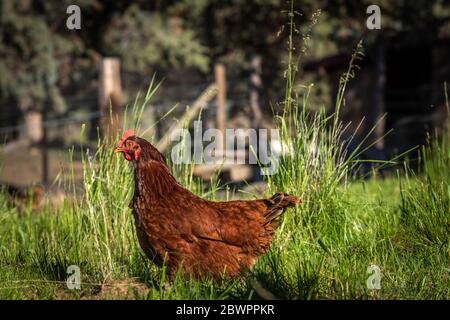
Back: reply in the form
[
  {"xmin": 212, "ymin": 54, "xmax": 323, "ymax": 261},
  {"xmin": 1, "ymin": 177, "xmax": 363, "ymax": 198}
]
[{"xmin": 0, "ymin": 0, "xmax": 449, "ymax": 116}]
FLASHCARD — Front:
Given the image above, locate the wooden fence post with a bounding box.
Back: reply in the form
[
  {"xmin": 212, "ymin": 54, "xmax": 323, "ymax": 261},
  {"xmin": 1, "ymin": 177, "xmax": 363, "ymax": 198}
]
[
  {"xmin": 99, "ymin": 57, "xmax": 123, "ymax": 138},
  {"xmin": 215, "ymin": 63, "xmax": 227, "ymax": 151},
  {"xmin": 250, "ymin": 54, "xmax": 263, "ymax": 127},
  {"xmin": 41, "ymin": 108, "xmax": 48, "ymax": 185}
]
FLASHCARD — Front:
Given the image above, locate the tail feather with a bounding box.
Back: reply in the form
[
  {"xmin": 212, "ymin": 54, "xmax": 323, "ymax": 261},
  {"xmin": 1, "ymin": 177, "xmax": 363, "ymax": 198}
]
[{"xmin": 263, "ymin": 192, "xmax": 301, "ymax": 225}]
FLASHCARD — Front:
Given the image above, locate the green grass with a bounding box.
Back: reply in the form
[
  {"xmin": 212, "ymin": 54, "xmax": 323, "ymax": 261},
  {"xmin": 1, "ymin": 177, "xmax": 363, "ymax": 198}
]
[{"xmin": 1, "ymin": 171, "xmax": 448, "ymax": 299}]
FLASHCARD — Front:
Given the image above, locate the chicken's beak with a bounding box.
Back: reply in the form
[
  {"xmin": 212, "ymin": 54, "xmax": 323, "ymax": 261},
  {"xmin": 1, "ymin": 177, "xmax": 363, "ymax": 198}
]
[
  {"xmin": 114, "ymin": 147, "xmax": 126, "ymax": 153},
  {"xmin": 115, "ymin": 147, "xmax": 133, "ymax": 161}
]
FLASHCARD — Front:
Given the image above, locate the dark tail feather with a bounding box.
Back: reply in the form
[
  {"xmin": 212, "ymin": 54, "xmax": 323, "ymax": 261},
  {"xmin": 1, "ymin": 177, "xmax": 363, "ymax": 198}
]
[{"xmin": 263, "ymin": 192, "xmax": 301, "ymax": 225}]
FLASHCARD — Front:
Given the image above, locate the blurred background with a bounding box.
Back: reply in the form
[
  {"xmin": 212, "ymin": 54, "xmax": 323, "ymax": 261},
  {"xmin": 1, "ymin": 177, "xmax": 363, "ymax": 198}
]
[{"xmin": 1, "ymin": 0, "xmax": 449, "ymax": 192}]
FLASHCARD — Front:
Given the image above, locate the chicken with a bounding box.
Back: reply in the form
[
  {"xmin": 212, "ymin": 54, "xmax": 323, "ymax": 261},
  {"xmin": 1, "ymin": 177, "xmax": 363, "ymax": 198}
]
[{"xmin": 115, "ymin": 130, "xmax": 300, "ymax": 279}]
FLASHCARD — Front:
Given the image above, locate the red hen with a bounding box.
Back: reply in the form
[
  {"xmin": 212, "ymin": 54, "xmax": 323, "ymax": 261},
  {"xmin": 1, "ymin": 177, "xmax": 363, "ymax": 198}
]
[{"xmin": 115, "ymin": 130, "xmax": 300, "ymax": 279}]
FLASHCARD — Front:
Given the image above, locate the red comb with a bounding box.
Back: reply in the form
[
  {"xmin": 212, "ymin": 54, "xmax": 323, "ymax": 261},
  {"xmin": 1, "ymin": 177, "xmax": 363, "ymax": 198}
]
[{"xmin": 118, "ymin": 129, "xmax": 136, "ymax": 147}]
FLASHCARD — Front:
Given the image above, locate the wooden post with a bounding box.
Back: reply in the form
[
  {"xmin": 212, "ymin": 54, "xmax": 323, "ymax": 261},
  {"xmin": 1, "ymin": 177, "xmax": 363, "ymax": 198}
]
[
  {"xmin": 24, "ymin": 110, "xmax": 43, "ymax": 144},
  {"xmin": 215, "ymin": 63, "xmax": 227, "ymax": 151},
  {"xmin": 21, "ymin": 109, "xmax": 48, "ymax": 185},
  {"xmin": 41, "ymin": 109, "xmax": 48, "ymax": 186},
  {"xmin": 250, "ymin": 54, "xmax": 263, "ymax": 127},
  {"xmin": 99, "ymin": 57, "xmax": 122, "ymax": 138}
]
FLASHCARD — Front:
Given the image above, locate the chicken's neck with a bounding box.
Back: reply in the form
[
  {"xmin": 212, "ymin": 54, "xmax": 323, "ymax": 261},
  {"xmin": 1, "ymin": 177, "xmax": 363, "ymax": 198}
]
[{"xmin": 134, "ymin": 160, "xmax": 178, "ymax": 203}]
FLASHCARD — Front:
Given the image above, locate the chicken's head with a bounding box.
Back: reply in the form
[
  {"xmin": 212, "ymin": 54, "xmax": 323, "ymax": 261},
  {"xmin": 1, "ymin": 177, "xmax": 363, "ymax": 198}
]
[
  {"xmin": 115, "ymin": 129, "xmax": 167, "ymax": 165},
  {"xmin": 114, "ymin": 129, "xmax": 142, "ymax": 161}
]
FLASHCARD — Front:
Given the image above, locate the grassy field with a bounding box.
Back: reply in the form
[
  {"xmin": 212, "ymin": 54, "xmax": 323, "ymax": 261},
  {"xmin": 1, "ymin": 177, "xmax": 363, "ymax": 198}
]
[{"xmin": 0, "ymin": 169, "xmax": 448, "ymax": 299}]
